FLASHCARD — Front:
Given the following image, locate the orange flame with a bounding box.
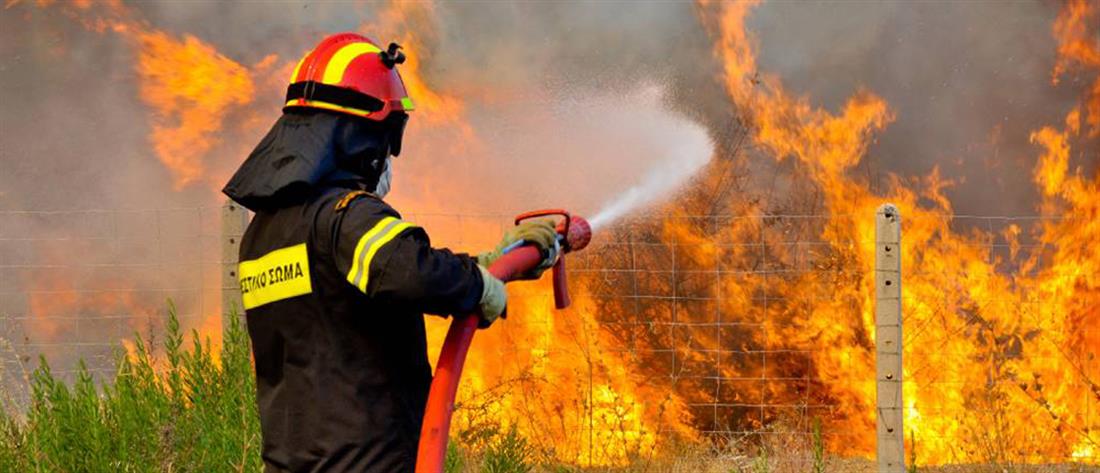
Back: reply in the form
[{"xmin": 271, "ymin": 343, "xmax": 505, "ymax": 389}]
[
  {"xmin": 136, "ymin": 31, "xmax": 254, "ymax": 189},
  {"xmin": 22, "ymin": 0, "xmax": 265, "ymax": 189},
  {"xmin": 685, "ymin": 0, "xmax": 1100, "ymax": 463},
  {"xmin": 1052, "ymin": 0, "xmax": 1100, "ymax": 136}
]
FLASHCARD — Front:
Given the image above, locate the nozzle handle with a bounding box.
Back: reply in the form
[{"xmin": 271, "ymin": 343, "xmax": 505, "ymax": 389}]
[
  {"xmin": 514, "ymin": 208, "xmax": 571, "ymax": 226},
  {"xmin": 514, "ymin": 209, "xmax": 590, "ymax": 253},
  {"xmin": 515, "ymin": 209, "xmax": 574, "ymax": 251}
]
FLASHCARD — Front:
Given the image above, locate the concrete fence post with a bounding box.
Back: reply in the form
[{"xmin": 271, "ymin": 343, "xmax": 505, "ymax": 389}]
[
  {"xmin": 221, "ymin": 200, "xmax": 249, "ymax": 333},
  {"xmin": 875, "ymin": 203, "xmax": 905, "ymax": 472}
]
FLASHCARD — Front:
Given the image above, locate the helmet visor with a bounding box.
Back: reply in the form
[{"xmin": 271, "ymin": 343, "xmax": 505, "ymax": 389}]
[{"xmin": 386, "ymin": 112, "xmax": 409, "ymax": 157}]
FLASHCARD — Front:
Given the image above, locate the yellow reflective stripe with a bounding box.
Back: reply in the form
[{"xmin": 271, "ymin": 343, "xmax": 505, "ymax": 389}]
[
  {"xmin": 347, "ymin": 216, "xmax": 396, "ymax": 288},
  {"xmin": 346, "ymin": 217, "xmax": 414, "ymax": 293},
  {"xmin": 322, "ymin": 42, "xmax": 382, "ymax": 84},
  {"xmin": 399, "ymin": 97, "xmax": 415, "ymax": 110},
  {"xmin": 358, "ymin": 221, "xmax": 413, "ymax": 291},
  {"xmin": 285, "ymin": 99, "xmax": 374, "ymax": 118},
  {"xmin": 239, "ymin": 243, "xmax": 313, "ymax": 310},
  {"xmin": 290, "ymin": 56, "xmax": 307, "ymax": 82}
]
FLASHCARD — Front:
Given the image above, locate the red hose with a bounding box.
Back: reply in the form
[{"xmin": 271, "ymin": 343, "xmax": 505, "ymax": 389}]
[{"xmin": 415, "ymin": 245, "xmax": 545, "ymax": 473}]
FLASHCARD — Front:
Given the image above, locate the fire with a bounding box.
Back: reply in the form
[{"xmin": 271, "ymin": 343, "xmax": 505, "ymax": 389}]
[
  {"xmin": 15, "ymin": 225, "xmax": 227, "ymax": 368},
  {"xmin": 136, "ymin": 31, "xmax": 254, "ymax": 189},
  {"xmin": 11, "ymin": 1, "xmax": 274, "ymax": 365},
  {"xmin": 21, "ymin": 240, "xmax": 161, "ymax": 365},
  {"xmin": 21, "ymin": 0, "xmax": 266, "ymax": 190},
  {"xmin": 673, "ymin": 0, "xmax": 1100, "ymax": 464},
  {"xmin": 438, "ymin": 279, "xmax": 695, "ymax": 464}
]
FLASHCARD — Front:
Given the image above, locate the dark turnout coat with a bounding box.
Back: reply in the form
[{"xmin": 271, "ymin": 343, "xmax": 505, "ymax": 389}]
[{"xmin": 224, "ymin": 112, "xmax": 484, "ymax": 472}]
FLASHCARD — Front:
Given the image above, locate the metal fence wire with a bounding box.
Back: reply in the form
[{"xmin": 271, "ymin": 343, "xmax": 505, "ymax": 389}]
[
  {"xmin": 0, "ymin": 204, "xmax": 1095, "ymax": 467},
  {"xmin": 0, "ymin": 207, "xmax": 224, "ymax": 381}
]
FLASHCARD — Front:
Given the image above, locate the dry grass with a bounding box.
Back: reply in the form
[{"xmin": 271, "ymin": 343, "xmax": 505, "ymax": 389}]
[{"xmin": 449, "ymin": 429, "xmax": 1098, "ymax": 473}]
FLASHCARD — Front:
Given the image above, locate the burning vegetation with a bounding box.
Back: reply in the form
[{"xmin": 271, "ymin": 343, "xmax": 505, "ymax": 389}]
[
  {"xmin": 0, "ymin": 0, "xmax": 1097, "ymax": 468},
  {"xmin": 647, "ymin": 0, "xmax": 1098, "ymax": 462}
]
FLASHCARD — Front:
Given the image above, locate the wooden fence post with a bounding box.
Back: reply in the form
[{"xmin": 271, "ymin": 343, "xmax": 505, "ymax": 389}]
[
  {"xmin": 221, "ymin": 200, "xmax": 249, "ymax": 334},
  {"xmin": 875, "ymin": 203, "xmax": 905, "ymax": 472}
]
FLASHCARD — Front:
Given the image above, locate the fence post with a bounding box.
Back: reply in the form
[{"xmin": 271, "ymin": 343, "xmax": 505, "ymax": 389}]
[
  {"xmin": 875, "ymin": 203, "xmax": 905, "ymax": 472},
  {"xmin": 221, "ymin": 200, "xmax": 249, "ymax": 333}
]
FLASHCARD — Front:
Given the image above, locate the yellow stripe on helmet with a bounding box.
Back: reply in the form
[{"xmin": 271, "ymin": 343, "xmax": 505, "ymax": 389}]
[
  {"xmin": 290, "ymin": 56, "xmax": 307, "ymax": 82},
  {"xmin": 322, "ymin": 42, "xmax": 382, "ymax": 85}
]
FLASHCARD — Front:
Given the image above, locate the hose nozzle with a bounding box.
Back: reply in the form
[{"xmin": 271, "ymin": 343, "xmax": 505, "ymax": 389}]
[
  {"xmin": 513, "ymin": 209, "xmax": 592, "ymax": 309},
  {"xmin": 558, "ymin": 215, "xmax": 591, "ymax": 253}
]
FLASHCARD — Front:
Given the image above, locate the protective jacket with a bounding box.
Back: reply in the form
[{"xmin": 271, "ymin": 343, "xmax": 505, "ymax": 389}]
[
  {"xmin": 225, "ymin": 112, "xmax": 484, "ymax": 472},
  {"xmin": 238, "ymin": 187, "xmax": 483, "ymax": 472}
]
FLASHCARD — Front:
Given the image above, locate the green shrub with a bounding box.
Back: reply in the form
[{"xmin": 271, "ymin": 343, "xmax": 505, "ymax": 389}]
[
  {"xmin": 812, "ymin": 417, "xmax": 825, "ymax": 473},
  {"xmin": 0, "ymin": 303, "xmax": 261, "ymax": 472},
  {"xmin": 481, "ymin": 426, "xmax": 533, "ymax": 473},
  {"xmin": 444, "ymin": 439, "xmax": 467, "ymax": 473}
]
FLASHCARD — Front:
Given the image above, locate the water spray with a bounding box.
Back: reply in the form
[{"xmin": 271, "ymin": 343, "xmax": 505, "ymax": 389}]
[
  {"xmin": 587, "ymin": 133, "xmax": 712, "ymax": 231},
  {"xmin": 415, "ymin": 209, "xmax": 592, "ymax": 473}
]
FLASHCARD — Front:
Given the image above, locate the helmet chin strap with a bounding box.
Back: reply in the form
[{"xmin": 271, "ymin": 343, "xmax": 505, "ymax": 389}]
[{"xmin": 373, "ymin": 156, "xmax": 393, "ymax": 198}]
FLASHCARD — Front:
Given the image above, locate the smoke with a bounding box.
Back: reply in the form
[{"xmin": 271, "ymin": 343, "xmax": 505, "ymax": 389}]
[
  {"xmin": 744, "ymin": 1, "xmax": 1094, "ymax": 215},
  {"xmin": 2, "ymin": 1, "xmax": 1093, "ymax": 218},
  {"xmin": 2, "ymin": 1, "xmax": 728, "ymax": 208}
]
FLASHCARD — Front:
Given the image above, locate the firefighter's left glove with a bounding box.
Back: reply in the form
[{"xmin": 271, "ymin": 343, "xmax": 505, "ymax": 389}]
[
  {"xmin": 476, "ymin": 265, "xmax": 507, "ymax": 329},
  {"xmin": 477, "ymin": 219, "xmax": 558, "ymax": 280}
]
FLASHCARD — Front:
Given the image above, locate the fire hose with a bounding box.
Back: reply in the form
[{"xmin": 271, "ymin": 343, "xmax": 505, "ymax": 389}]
[{"xmin": 415, "ymin": 209, "xmax": 592, "ymax": 473}]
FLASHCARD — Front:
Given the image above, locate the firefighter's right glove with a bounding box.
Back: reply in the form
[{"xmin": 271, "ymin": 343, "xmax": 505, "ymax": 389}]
[
  {"xmin": 477, "ymin": 219, "xmax": 558, "ymax": 280},
  {"xmin": 476, "ymin": 265, "xmax": 507, "ymax": 329}
]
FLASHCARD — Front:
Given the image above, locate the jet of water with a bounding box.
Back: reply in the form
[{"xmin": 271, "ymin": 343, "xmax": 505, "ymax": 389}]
[{"xmin": 588, "ymin": 126, "xmax": 712, "ymax": 231}]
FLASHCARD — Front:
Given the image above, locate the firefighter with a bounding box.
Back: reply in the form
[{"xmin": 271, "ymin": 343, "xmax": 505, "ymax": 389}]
[{"xmin": 222, "ymin": 33, "xmax": 557, "ymax": 473}]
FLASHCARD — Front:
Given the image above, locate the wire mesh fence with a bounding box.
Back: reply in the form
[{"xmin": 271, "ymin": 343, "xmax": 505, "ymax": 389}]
[
  {"xmin": 0, "ymin": 207, "xmax": 224, "ymax": 384},
  {"xmin": 0, "ymin": 204, "xmax": 1095, "ymax": 466},
  {"xmin": 570, "ymin": 211, "xmax": 876, "ymax": 461},
  {"xmin": 559, "ymin": 209, "xmax": 1095, "ymax": 466}
]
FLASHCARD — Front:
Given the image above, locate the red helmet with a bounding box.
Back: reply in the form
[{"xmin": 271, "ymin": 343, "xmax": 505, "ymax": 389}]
[{"xmin": 284, "ymin": 33, "xmax": 414, "ymax": 121}]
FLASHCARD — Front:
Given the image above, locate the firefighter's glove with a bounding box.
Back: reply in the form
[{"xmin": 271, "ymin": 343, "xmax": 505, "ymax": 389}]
[
  {"xmin": 477, "ymin": 219, "xmax": 558, "ymax": 280},
  {"xmin": 476, "ymin": 265, "xmax": 507, "ymax": 329}
]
